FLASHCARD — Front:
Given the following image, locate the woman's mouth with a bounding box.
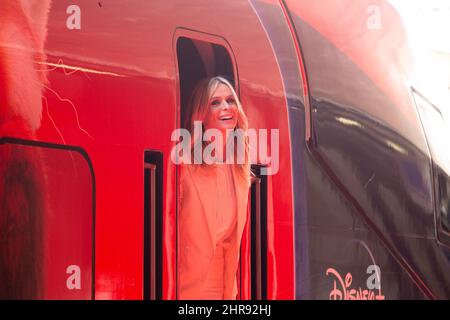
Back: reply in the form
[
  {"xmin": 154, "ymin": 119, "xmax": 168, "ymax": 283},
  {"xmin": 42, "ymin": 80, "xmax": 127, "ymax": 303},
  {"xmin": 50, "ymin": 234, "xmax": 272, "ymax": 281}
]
[{"xmin": 219, "ymin": 114, "xmax": 234, "ymax": 121}]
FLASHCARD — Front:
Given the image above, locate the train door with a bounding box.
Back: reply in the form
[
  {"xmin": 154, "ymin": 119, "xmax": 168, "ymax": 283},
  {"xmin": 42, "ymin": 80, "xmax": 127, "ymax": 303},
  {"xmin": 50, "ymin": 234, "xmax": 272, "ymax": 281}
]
[{"xmin": 175, "ymin": 29, "xmax": 251, "ymax": 299}]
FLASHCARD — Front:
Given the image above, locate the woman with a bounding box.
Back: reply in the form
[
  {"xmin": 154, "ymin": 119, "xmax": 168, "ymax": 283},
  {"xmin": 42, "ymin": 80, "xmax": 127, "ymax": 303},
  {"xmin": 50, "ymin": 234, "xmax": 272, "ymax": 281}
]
[{"xmin": 179, "ymin": 76, "xmax": 251, "ymax": 300}]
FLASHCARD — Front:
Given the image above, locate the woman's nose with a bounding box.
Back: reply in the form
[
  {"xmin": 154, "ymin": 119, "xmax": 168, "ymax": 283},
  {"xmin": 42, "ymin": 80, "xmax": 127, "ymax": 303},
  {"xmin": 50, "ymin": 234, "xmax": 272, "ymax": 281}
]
[{"xmin": 220, "ymin": 99, "xmax": 230, "ymax": 110}]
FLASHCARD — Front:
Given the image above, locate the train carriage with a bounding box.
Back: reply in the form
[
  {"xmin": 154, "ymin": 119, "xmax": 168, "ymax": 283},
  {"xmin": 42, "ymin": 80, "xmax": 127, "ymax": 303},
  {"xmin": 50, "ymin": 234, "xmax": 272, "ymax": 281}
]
[{"xmin": 1, "ymin": 0, "xmax": 449, "ymax": 300}]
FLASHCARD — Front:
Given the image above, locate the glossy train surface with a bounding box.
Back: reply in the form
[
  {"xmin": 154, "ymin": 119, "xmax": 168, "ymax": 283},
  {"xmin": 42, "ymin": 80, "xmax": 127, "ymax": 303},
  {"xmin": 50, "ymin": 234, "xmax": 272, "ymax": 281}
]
[{"xmin": 0, "ymin": 0, "xmax": 449, "ymax": 299}]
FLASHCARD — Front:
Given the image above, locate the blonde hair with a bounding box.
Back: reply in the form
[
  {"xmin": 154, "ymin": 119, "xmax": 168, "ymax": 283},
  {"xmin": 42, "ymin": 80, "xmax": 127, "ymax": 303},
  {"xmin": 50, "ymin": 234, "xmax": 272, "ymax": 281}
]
[{"xmin": 184, "ymin": 76, "xmax": 251, "ymax": 186}]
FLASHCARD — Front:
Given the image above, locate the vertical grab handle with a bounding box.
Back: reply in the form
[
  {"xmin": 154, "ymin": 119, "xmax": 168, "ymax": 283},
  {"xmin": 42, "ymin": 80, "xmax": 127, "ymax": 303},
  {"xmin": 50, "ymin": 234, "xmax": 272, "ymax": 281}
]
[
  {"xmin": 251, "ymin": 175, "xmax": 262, "ymax": 300},
  {"xmin": 144, "ymin": 151, "xmax": 163, "ymax": 300},
  {"xmin": 250, "ymin": 165, "xmax": 268, "ymax": 300}
]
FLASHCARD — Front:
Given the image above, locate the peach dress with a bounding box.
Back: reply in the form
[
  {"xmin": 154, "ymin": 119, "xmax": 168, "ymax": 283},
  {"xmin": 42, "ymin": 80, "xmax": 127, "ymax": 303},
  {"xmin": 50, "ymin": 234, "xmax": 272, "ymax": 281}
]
[{"xmin": 200, "ymin": 164, "xmax": 237, "ymax": 299}]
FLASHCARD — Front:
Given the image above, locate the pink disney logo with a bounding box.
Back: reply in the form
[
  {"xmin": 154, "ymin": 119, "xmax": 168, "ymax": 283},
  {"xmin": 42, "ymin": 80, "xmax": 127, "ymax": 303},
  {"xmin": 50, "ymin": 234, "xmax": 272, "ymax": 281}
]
[{"xmin": 326, "ymin": 267, "xmax": 385, "ymax": 300}]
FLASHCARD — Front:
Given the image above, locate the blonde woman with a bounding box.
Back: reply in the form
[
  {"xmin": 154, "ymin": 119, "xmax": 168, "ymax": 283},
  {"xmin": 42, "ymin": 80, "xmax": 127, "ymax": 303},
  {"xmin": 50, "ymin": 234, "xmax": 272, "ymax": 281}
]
[{"xmin": 179, "ymin": 76, "xmax": 251, "ymax": 300}]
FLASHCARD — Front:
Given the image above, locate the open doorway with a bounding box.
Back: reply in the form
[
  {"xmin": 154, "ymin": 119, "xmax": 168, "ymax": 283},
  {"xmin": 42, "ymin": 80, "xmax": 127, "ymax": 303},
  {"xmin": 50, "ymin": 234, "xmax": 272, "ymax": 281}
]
[{"xmin": 176, "ymin": 31, "xmax": 240, "ymax": 300}]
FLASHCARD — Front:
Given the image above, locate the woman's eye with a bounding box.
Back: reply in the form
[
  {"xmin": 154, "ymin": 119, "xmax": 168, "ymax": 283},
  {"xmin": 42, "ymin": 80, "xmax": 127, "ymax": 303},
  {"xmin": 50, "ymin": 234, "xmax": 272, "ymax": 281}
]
[
  {"xmin": 211, "ymin": 100, "xmax": 220, "ymax": 106},
  {"xmin": 226, "ymin": 98, "xmax": 235, "ymax": 104}
]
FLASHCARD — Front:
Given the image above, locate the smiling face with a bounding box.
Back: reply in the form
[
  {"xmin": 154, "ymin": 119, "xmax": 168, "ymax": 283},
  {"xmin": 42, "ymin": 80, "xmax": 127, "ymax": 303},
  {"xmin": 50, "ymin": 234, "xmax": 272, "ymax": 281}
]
[{"xmin": 203, "ymin": 83, "xmax": 238, "ymax": 132}]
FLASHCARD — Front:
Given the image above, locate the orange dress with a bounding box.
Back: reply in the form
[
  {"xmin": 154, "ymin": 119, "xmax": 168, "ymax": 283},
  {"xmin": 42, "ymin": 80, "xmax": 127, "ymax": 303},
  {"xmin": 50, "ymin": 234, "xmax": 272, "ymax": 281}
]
[{"xmin": 200, "ymin": 164, "xmax": 237, "ymax": 299}]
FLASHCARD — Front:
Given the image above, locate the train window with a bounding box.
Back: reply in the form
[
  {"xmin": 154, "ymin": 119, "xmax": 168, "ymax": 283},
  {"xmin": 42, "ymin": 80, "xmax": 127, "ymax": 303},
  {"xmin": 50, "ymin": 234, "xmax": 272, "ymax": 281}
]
[
  {"xmin": 176, "ymin": 34, "xmax": 237, "ymax": 127},
  {"xmin": 0, "ymin": 138, "xmax": 94, "ymax": 299},
  {"xmin": 435, "ymin": 166, "xmax": 450, "ymax": 246},
  {"xmin": 143, "ymin": 151, "xmax": 163, "ymax": 300},
  {"xmin": 437, "ymin": 172, "xmax": 450, "ymax": 233}
]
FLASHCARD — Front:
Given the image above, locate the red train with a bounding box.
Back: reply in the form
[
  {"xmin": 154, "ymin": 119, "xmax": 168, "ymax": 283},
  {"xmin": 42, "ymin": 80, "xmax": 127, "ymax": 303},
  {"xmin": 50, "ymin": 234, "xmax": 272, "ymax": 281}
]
[{"xmin": 1, "ymin": 0, "xmax": 449, "ymax": 300}]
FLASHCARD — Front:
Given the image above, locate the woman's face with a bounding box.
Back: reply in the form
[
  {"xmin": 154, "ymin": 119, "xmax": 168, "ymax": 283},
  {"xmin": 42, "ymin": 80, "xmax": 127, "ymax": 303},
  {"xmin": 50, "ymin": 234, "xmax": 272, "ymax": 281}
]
[{"xmin": 203, "ymin": 83, "xmax": 238, "ymax": 132}]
